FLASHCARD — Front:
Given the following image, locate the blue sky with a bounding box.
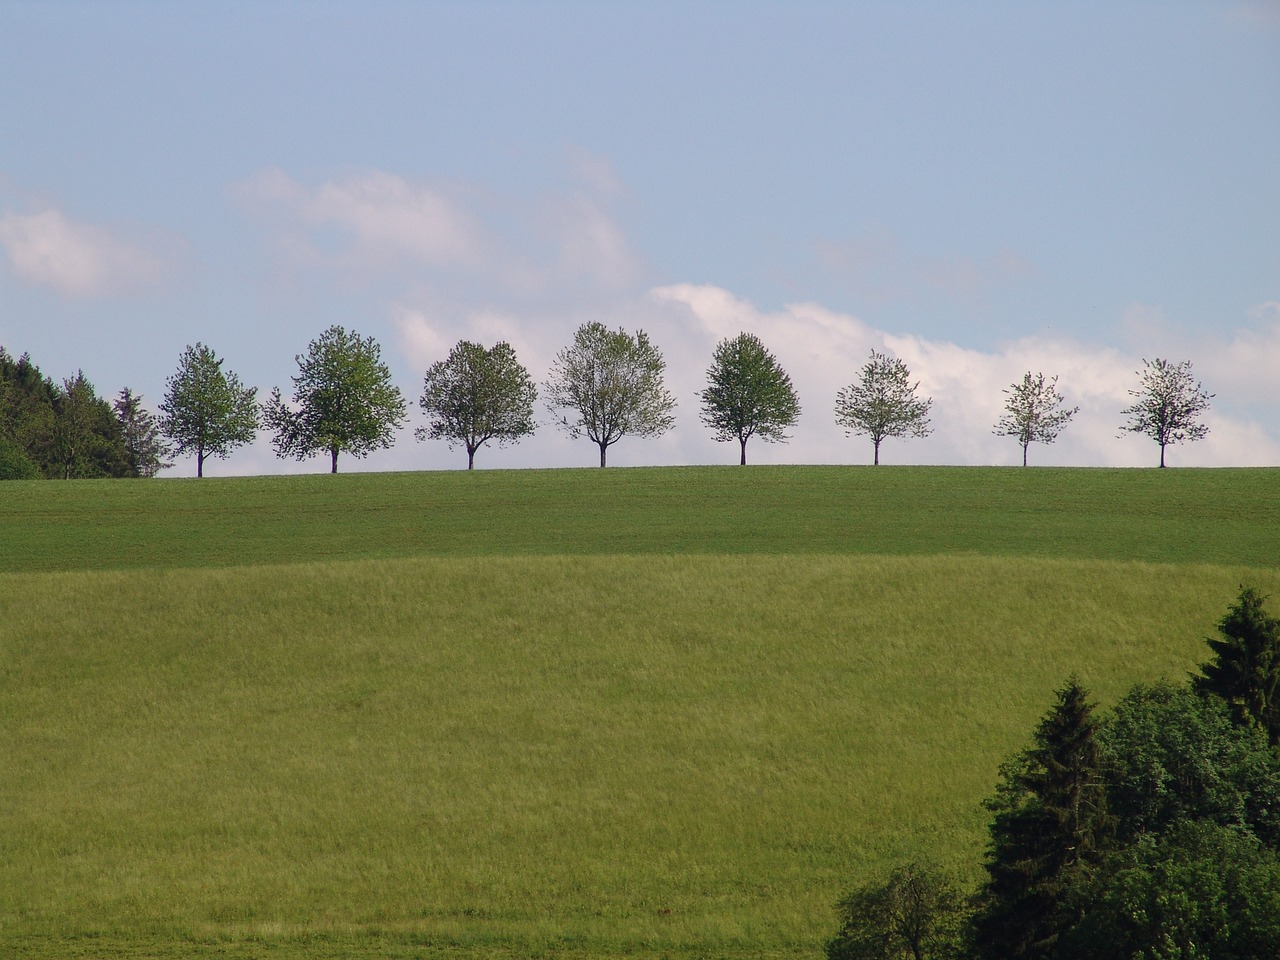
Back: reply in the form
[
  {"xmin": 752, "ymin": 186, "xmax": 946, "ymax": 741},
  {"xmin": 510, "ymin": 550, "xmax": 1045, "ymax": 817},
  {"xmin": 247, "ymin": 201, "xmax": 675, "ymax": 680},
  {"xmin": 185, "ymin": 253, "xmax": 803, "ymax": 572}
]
[{"xmin": 2, "ymin": 1, "xmax": 1277, "ymax": 474}]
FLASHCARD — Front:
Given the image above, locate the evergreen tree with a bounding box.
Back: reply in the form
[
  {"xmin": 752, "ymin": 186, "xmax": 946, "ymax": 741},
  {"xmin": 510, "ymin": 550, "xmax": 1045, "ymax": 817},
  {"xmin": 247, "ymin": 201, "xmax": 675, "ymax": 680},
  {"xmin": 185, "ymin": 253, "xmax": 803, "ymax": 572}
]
[
  {"xmin": 1192, "ymin": 586, "xmax": 1280, "ymax": 747},
  {"xmin": 972, "ymin": 678, "xmax": 1110, "ymax": 960},
  {"xmin": 114, "ymin": 388, "xmax": 171, "ymax": 477}
]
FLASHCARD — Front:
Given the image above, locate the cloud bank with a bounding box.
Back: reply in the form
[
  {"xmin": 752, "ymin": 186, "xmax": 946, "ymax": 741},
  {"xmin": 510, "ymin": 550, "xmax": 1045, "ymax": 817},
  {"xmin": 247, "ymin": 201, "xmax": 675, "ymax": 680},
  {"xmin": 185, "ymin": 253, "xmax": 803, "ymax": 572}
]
[{"xmin": 0, "ymin": 208, "xmax": 175, "ymax": 299}]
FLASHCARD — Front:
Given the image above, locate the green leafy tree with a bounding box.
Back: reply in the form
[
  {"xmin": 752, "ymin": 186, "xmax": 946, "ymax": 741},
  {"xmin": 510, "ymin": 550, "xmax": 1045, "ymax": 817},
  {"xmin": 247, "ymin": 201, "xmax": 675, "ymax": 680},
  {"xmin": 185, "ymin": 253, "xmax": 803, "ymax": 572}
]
[
  {"xmin": 0, "ymin": 436, "xmax": 39, "ymax": 479},
  {"xmin": 263, "ymin": 325, "xmax": 406, "ymax": 473},
  {"xmin": 1099, "ymin": 681, "xmax": 1280, "ymax": 849},
  {"xmin": 159, "ymin": 343, "xmax": 259, "ymax": 478},
  {"xmin": 1192, "ymin": 586, "xmax": 1280, "ymax": 747},
  {"xmin": 1058, "ymin": 822, "xmax": 1280, "ymax": 960},
  {"xmin": 993, "ymin": 372, "xmax": 1078, "ymax": 467},
  {"xmin": 1120, "ymin": 357, "xmax": 1212, "ymax": 467},
  {"xmin": 114, "ymin": 388, "xmax": 171, "ymax": 477},
  {"xmin": 417, "ymin": 340, "xmax": 537, "ymax": 470},
  {"xmin": 835, "ymin": 351, "xmax": 932, "ymax": 465},
  {"xmin": 543, "ymin": 321, "xmax": 676, "ymax": 467},
  {"xmin": 699, "ymin": 332, "xmax": 801, "ymax": 465},
  {"xmin": 827, "ymin": 863, "xmax": 968, "ymax": 960},
  {"xmin": 972, "ymin": 678, "xmax": 1111, "ymax": 960},
  {"xmin": 50, "ymin": 371, "xmax": 100, "ymax": 479}
]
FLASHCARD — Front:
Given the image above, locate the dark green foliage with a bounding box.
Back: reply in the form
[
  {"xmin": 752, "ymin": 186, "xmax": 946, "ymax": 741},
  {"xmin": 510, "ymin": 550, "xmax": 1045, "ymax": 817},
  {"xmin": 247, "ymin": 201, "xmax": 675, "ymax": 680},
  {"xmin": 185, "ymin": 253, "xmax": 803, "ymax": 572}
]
[
  {"xmin": 698, "ymin": 332, "xmax": 801, "ymax": 465},
  {"xmin": 159, "ymin": 343, "xmax": 259, "ymax": 478},
  {"xmin": 1192, "ymin": 586, "xmax": 1280, "ymax": 747},
  {"xmin": 1059, "ymin": 822, "xmax": 1280, "ymax": 960},
  {"xmin": 827, "ymin": 863, "xmax": 967, "ymax": 960},
  {"xmin": 1101, "ymin": 681, "xmax": 1280, "ymax": 848},
  {"xmin": 972, "ymin": 678, "xmax": 1110, "ymax": 960},
  {"xmin": 0, "ymin": 436, "xmax": 39, "ymax": 479},
  {"xmin": 0, "ymin": 350, "xmax": 132, "ymax": 478},
  {"xmin": 416, "ymin": 340, "xmax": 537, "ymax": 469},
  {"xmin": 264, "ymin": 325, "xmax": 405, "ymax": 473}
]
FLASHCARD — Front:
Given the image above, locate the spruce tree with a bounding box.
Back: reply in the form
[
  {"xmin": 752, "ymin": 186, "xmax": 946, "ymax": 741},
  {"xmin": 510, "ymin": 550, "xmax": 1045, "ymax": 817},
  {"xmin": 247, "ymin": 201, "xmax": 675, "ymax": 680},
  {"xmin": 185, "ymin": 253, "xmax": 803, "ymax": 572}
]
[
  {"xmin": 1193, "ymin": 586, "xmax": 1280, "ymax": 747},
  {"xmin": 972, "ymin": 678, "xmax": 1111, "ymax": 960}
]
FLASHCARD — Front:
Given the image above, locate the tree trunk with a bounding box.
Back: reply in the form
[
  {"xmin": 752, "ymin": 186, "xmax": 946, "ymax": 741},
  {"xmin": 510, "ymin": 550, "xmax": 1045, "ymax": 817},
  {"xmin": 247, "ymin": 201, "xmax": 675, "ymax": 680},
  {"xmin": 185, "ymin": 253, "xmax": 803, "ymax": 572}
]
[
  {"xmin": 1023, "ymin": 443, "xmax": 1029, "ymax": 467},
  {"xmin": 599, "ymin": 443, "xmax": 607, "ymax": 468},
  {"xmin": 740, "ymin": 437, "xmax": 747, "ymax": 466},
  {"xmin": 330, "ymin": 446, "xmax": 339, "ymax": 473},
  {"xmin": 467, "ymin": 447, "xmax": 475, "ymax": 470},
  {"xmin": 197, "ymin": 447, "xmax": 204, "ymax": 478},
  {"xmin": 1159, "ymin": 443, "xmax": 1167, "ymax": 468},
  {"xmin": 873, "ymin": 439, "xmax": 881, "ymax": 466}
]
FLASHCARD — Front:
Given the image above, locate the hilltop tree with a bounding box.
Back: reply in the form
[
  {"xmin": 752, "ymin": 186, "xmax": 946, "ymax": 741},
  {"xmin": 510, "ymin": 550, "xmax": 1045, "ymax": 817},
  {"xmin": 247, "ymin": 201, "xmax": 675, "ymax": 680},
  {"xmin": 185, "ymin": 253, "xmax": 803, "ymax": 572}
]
[
  {"xmin": 544, "ymin": 322, "xmax": 675, "ymax": 467},
  {"xmin": 994, "ymin": 372, "xmax": 1078, "ymax": 466},
  {"xmin": 1192, "ymin": 586, "xmax": 1280, "ymax": 747},
  {"xmin": 834, "ymin": 351, "xmax": 932, "ymax": 465},
  {"xmin": 159, "ymin": 343, "xmax": 259, "ymax": 478},
  {"xmin": 417, "ymin": 340, "xmax": 537, "ymax": 469},
  {"xmin": 1119, "ymin": 358, "xmax": 1212, "ymax": 467},
  {"xmin": 699, "ymin": 332, "xmax": 801, "ymax": 465},
  {"xmin": 114, "ymin": 388, "xmax": 171, "ymax": 477},
  {"xmin": 263, "ymin": 325, "xmax": 406, "ymax": 473},
  {"xmin": 972, "ymin": 678, "xmax": 1111, "ymax": 960}
]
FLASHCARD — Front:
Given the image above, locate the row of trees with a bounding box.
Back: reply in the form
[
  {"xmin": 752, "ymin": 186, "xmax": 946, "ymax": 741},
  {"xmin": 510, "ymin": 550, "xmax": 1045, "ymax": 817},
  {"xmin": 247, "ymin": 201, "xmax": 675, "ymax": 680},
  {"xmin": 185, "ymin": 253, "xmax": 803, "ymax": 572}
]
[
  {"xmin": 0, "ymin": 348, "xmax": 168, "ymax": 479},
  {"xmin": 2, "ymin": 324, "xmax": 1216, "ymax": 477},
  {"xmin": 828, "ymin": 586, "xmax": 1280, "ymax": 960}
]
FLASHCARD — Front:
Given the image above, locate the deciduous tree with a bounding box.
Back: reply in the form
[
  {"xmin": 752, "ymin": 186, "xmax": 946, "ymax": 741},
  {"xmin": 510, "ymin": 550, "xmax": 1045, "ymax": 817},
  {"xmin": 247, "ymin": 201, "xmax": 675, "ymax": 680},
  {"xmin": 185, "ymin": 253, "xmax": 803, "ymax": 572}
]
[
  {"xmin": 159, "ymin": 343, "xmax": 259, "ymax": 478},
  {"xmin": 994, "ymin": 372, "xmax": 1078, "ymax": 466},
  {"xmin": 417, "ymin": 340, "xmax": 537, "ymax": 469},
  {"xmin": 1119, "ymin": 357, "xmax": 1212, "ymax": 467},
  {"xmin": 263, "ymin": 325, "xmax": 406, "ymax": 473},
  {"xmin": 827, "ymin": 863, "xmax": 967, "ymax": 960},
  {"xmin": 699, "ymin": 332, "xmax": 800, "ymax": 465},
  {"xmin": 544, "ymin": 322, "xmax": 675, "ymax": 467},
  {"xmin": 834, "ymin": 351, "xmax": 932, "ymax": 465}
]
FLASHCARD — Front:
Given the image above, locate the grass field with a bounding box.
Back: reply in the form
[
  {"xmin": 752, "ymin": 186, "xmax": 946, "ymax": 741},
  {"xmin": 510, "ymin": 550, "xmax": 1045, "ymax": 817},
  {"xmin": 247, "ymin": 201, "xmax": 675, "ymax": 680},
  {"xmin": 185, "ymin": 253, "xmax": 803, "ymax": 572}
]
[{"xmin": 2, "ymin": 466, "xmax": 1277, "ymax": 959}]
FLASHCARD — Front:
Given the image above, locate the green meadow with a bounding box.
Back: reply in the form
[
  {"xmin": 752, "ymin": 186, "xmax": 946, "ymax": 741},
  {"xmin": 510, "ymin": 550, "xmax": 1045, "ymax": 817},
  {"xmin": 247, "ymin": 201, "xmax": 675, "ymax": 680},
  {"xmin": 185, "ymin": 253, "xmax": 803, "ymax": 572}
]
[{"xmin": 2, "ymin": 466, "xmax": 1278, "ymax": 959}]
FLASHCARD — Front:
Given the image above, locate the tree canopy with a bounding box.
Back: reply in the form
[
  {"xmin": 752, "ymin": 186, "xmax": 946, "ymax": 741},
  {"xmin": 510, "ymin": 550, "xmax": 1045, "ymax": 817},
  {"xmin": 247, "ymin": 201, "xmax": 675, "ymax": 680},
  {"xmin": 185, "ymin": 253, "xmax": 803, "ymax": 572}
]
[
  {"xmin": 834, "ymin": 351, "xmax": 932, "ymax": 465},
  {"xmin": 263, "ymin": 325, "xmax": 406, "ymax": 474},
  {"xmin": 417, "ymin": 340, "xmax": 537, "ymax": 469},
  {"xmin": 993, "ymin": 372, "xmax": 1078, "ymax": 466},
  {"xmin": 1192, "ymin": 586, "xmax": 1280, "ymax": 747},
  {"xmin": 543, "ymin": 322, "xmax": 676, "ymax": 467},
  {"xmin": 1119, "ymin": 358, "xmax": 1212, "ymax": 467},
  {"xmin": 698, "ymin": 332, "xmax": 800, "ymax": 465},
  {"xmin": 159, "ymin": 343, "xmax": 259, "ymax": 478}
]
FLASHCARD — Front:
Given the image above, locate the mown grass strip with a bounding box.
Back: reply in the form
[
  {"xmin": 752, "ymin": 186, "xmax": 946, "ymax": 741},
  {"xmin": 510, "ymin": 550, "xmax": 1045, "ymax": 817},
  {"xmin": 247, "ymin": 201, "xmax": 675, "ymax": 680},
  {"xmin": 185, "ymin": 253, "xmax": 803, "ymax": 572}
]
[{"xmin": 3, "ymin": 465, "xmax": 1278, "ymax": 572}]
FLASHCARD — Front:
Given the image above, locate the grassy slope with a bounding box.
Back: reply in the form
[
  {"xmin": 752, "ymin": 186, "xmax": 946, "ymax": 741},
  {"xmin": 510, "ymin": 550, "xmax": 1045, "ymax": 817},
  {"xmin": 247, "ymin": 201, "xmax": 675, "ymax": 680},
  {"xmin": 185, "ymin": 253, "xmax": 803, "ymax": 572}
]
[
  {"xmin": 2, "ymin": 465, "xmax": 1277, "ymax": 571},
  {"xmin": 2, "ymin": 466, "xmax": 1278, "ymax": 959}
]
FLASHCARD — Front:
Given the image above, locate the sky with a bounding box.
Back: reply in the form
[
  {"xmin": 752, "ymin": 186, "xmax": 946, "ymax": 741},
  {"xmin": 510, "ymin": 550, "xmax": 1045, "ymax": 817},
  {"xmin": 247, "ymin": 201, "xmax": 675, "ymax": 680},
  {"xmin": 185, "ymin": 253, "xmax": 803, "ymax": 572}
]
[{"xmin": 1, "ymin": 0, "xmax": 1277, "ymax": 475}]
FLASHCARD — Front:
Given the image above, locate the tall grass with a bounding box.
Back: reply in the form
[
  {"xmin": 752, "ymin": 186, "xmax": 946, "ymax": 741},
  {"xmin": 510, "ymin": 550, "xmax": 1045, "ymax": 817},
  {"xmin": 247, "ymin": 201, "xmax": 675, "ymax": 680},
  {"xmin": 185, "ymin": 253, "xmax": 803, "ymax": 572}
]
[{"xmin": 4, "ymin": 551, "xmax": 1275, "ymax": 958}]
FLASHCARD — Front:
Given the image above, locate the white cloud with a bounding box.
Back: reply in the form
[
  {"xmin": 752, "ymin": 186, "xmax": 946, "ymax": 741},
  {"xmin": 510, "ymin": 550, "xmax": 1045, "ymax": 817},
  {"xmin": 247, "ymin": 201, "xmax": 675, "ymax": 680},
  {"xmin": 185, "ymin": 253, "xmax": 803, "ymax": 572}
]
[
  {"xmin": 0, "ymin": 208, "xmax": 173, "ymax": 298},
  {"xmin": 233, "ymin": 157, "xmax": 645, "ymax": 300}
]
